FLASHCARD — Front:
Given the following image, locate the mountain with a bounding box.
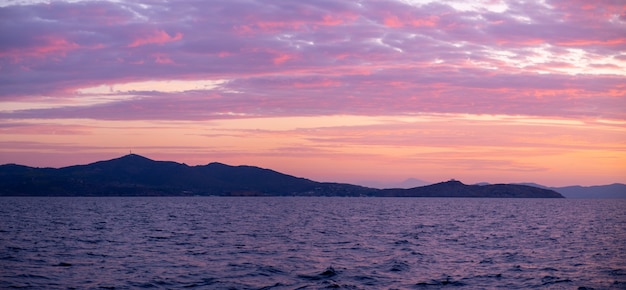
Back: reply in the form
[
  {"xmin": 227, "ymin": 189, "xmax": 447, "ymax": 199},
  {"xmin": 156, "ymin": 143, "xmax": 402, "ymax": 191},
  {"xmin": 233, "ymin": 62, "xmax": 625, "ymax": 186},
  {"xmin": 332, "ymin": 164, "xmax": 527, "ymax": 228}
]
[
  {"xmin": 0, "ymin": 154, "xmax": 563, "ymax": 198},
  {"xmin": 513, "ymin": 182, "xmax": 626, "ymax": 198},
  {"xmin": 381, "ymin": 180, "xmax": 563, "ymax": 198},
  {"xmin": 551, "ymin": 184, "xmax": 626, "ymax": 199},
  {"xmin": 0, "ymin": 154, "xmax": 375, "ymax": 196},
  {"xmin": 476, "ymin": 182, "xmax": 625, "ymax": 198}
]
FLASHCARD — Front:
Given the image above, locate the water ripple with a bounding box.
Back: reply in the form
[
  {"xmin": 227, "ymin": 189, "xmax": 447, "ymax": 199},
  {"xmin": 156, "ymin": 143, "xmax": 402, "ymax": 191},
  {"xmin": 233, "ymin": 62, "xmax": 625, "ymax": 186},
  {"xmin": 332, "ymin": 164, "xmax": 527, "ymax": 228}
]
[{"xmin": 0, "ymin": 197, "xmax": 625, "ymax": 289}]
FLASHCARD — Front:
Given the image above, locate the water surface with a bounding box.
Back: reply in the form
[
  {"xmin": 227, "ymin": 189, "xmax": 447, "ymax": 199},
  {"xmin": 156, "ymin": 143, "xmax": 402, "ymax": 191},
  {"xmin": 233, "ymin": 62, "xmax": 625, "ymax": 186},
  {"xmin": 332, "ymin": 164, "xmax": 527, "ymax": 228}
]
[{"xmin": 1, "ymin": 197, "xmax": 625, "ymax": 289}]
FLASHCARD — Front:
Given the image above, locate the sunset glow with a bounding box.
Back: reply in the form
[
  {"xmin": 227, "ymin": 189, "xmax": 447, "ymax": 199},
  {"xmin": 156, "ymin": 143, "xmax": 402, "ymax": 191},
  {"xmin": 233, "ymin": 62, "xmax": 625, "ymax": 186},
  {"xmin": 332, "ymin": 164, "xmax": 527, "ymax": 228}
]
[{"xmin": 1, "ymin": 0, "xmax": 624, "ymax": 186}]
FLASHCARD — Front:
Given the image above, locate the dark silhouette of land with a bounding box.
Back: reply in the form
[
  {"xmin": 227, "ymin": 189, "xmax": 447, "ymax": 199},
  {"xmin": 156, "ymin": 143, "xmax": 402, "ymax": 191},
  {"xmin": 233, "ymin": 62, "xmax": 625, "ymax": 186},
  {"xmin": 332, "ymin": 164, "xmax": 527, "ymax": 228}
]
[
  {"xmin": 0, "ymin": 154, "xmax": 563, "ymax": 198},
  {"xmin": 516, "ymin": 182, "xmax": 626, "ymax": 199},
  {"xmin": 381, "ymin": 180, "xmax": 563, "ymax": 198}
]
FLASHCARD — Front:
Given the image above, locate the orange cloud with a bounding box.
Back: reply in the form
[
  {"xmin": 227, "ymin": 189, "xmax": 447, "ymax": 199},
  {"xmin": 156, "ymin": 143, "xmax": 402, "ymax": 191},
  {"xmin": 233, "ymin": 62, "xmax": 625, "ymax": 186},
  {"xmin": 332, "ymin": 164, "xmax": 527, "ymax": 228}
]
[{"xmin": 128, "ymin": 30, "xmax": 183, "ymax": 47}]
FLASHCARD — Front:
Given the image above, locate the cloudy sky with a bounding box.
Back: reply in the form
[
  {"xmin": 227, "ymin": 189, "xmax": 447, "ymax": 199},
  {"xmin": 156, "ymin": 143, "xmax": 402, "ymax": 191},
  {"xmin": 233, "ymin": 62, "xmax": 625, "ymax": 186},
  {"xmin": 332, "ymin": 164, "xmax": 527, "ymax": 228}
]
[{"xmin": 1, "ymin": 0, "xmax": 624, "ymax": 187}]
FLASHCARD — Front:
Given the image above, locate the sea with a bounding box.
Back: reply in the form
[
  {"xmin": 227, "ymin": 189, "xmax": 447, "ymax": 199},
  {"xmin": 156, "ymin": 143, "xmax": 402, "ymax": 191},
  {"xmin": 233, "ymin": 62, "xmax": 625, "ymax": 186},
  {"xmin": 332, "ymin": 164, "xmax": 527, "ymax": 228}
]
[{"xmin": 1, "ymin": 197, "xmax": 625, "ymax": 289}]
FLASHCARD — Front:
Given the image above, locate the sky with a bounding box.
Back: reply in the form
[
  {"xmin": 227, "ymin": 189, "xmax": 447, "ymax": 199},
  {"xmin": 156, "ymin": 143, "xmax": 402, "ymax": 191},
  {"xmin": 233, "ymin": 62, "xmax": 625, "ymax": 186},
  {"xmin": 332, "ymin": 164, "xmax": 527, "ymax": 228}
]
[{"xmin": 0, "ymin": 0, "xmax": 625, "ymax": 187}]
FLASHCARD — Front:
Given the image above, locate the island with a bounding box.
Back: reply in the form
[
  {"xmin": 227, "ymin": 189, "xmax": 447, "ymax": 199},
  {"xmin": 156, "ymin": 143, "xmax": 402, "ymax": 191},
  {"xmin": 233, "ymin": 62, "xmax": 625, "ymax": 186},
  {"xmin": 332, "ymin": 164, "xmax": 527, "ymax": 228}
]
[{"xmin": 0, "ymin": 154, "xmax": 564, "ymax": 198}]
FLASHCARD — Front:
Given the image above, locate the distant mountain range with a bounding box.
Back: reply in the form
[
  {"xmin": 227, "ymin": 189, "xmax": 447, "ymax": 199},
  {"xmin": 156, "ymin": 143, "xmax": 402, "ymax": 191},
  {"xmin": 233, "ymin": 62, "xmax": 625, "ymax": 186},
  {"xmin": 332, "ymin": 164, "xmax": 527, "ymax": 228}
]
[
  {"xmin": 515, "ymin": 183, "xmax": 626, "ymax": 199},
  {"xmin": 0, "ymin": 154, "xmax": 564, "ymax": 198},
  {"xmin": 368, "ymin": 180, "xmax": 625, "ymax": 199}
]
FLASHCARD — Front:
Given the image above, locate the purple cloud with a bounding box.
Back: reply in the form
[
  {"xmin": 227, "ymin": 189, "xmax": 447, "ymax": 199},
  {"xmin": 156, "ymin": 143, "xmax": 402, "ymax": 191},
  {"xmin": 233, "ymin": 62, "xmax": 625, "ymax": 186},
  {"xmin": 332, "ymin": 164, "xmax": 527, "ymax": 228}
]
[{"xmin": 0, "ymin": 0, "xmax": 623, "ymax": 120}]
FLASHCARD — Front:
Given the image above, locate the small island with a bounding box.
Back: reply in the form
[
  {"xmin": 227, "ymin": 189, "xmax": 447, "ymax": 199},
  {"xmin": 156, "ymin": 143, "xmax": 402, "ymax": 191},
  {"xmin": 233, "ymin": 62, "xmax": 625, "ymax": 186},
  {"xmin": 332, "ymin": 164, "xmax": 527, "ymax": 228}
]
[{"xmin": 0, "ymin": 154, "xmax": 563, "ymax": 198}]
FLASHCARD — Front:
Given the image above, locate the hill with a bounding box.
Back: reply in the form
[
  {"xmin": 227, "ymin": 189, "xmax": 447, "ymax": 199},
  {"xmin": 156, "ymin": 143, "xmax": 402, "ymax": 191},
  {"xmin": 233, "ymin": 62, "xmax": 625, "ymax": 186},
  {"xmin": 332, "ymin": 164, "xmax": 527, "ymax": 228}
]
[
  {"xmin": 0, "ymin": 154, "xmax": 563, "ymax": 198},
  {"xmin": 382, "ymin": 180, "xmax": 563, "ymax": 198},
  {"xmin": 0, "ymin": 154, "xmax": 375, "ymax": 196}
]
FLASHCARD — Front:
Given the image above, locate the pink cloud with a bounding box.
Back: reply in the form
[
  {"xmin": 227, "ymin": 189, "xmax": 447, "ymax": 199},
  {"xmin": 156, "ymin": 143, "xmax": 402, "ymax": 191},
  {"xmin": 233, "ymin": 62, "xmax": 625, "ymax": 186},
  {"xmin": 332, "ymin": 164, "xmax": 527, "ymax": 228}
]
[
  {"xmin": 232, "ymin": 5, "xmax": 358, "ymax": 35},
  {"xmin": 555, "ymin": 38, "xmax": 626, "ymax": 47},
  {"xmin": 0, "ymin": 123, "xmax": 89, "ymax": 135},
  {"xmin": 0, "ymin": 36, "xmax": 80, "ymax": 61},
  {"xmin": 381, "ymin": 11, "xmax": 439, "ymax": 28},
  {"xmin": 384, "ymin": 15, "xmax": 404, "ymax": 28},
  {"xmin": 0, "ymin": 0, "xmax": 623, "ymax": 120},
  {"xmin": 410, "ymin": 16, "xmax": 439, "ymax": 27},
  {"xmin": 128, "ymin": 30, "xmax": 183, "ymax": 47},
  {"xmin": 152, "ymin": 53, "xmax": 175, "ymax": 64},
  {"xmin": 272, "ymin": 52, "xmax": 295, "ymax": 64}
]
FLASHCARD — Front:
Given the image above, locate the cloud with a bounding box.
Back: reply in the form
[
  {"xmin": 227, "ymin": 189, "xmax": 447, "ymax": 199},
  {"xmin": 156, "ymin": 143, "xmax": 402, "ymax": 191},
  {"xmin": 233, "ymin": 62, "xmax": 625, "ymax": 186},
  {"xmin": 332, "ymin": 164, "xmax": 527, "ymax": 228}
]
[
  {"xmin": 128, "ymin": 30, "xmax": 183, "ymax": 48},
  {"xmin": 0, "ymin": 0, "xmax": 623, "ymax": 120},
  {"xmin": 2, "ymin": 70, "xmax": 624, "ymax": 120}
]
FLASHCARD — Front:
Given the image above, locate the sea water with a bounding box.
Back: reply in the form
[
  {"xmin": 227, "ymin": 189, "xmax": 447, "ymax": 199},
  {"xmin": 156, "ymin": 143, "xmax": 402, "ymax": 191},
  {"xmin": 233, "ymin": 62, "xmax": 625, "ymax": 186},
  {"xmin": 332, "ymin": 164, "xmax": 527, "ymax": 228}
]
[{"xmin": 1, "ymin": 197, "xmax": 625, "ymax": 289}]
